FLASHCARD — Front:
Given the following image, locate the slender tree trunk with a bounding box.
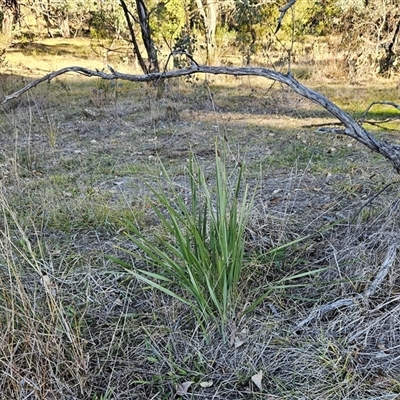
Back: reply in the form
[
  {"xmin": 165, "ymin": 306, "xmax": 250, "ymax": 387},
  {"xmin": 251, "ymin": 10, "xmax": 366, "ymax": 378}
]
[
  {"xmin": 119, "ymin": 0, "xmax": 147, "ymax": 74},
  {"xmin": 38, "ymin": 0, "xmax": 53, "ymax": 37},
  {"xmin": 119, "ymin": 0, "xmax": 159, "ymax": 74},
  {"xmin": 135, "ymin": 0, "xmax": 159, "ymax": 73},
  {"xmin": 59, "ymin": 11, "xmax": 70, "ymax": 38},
  {"xmin": 2, "ymin": 8, "xmax": 13, "ymax": 37},
  {"xmin": 195, "ymin": 0, "xmax": 218, "ymax": 63},
  {"xmin": 378, "ymin": 17, "xmax": 400, "ymax": 74},
  {"xmin": 1, "ymin": 0, "xmax": 19, "ymax": 37}
]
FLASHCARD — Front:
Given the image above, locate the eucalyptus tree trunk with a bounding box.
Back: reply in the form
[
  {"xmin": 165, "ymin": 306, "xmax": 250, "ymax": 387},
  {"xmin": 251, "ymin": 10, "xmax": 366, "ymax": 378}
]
[
  {"xmin": 58, "ymin": 10, "xmax": 70, "ymax": 38},
  {"xmin": 1, "ymin": 0, "xmax": 19, "ymax": 37},
  {"xmin": 119, "ymin": 0, "xmax": 159, "ymax": 74},
  {"xmin": 195, "ymin": 0, "xmax": 218, "ymax": 63}
]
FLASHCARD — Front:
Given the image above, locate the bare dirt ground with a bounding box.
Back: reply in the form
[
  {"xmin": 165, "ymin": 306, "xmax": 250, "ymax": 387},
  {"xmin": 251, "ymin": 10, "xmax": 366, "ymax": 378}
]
[{"xmin": 1, "ymin": 41, "xmax": 400, "ymax": 399}]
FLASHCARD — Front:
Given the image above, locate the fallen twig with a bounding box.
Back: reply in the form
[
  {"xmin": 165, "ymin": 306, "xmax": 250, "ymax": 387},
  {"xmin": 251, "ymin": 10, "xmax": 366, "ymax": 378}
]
[
  {"xmin": 296, "ymin": 298, "xmax": 356, "ymax": 328},
  {"xmin": 360, "ymin": 101, "xmax": 400, "ymax": 125},
  {"xmin": 352, "ymin": 182, "xmax": 400, "ymax": 222},
  {"xmin": 296, "ymin": 245, "xmax": 397, "ymax": 328},
  {"xmin": 363, "ymin": 245, "xmax": 397, "ymax": 299},
  {"xmin": 306, "ymin": 117, "xmax": 399, "ymax": 131}
]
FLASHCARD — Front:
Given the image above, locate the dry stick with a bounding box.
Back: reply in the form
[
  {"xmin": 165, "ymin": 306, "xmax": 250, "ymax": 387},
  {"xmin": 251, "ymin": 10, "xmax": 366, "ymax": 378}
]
[
  {"xmin": 296, "ymin": 245, "xmax": 397, "ymax": 328},
  {"xmin": 351, "ymin": 181, "xmax": 400, "ymax": 223},
  {"xmin": 360, "ymin": 101, "xmax": 400, "ymax": 125},
  {"xmin": 3, "ymin": 64, "xmax": 400, "ymax": 172},
  {"xmin": 305, "ymin": 117, "xmax": 400, "ymax": 130},
  {"xmin": 363, "ymin": 245, "xmax": 397, "ymax": 298}
]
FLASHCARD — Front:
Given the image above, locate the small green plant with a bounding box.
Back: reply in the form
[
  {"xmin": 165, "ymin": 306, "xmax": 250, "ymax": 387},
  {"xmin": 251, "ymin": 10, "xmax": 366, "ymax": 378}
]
[
  {"xmin": 113, "ymin": 143, "xmax": 253, "ymax": 326},
  {"xmin": 92, "ymin": 388, "xmax": 114, "ymax": 400}
]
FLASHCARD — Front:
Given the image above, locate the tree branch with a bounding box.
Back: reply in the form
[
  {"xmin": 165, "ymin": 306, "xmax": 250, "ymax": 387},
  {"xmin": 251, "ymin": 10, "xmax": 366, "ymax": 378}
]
[
  {"xmin": 3, "ymin": 64, "xmax": 400, "ymax": 172},
  {"xmin": 275, "ymin": 0, "xmax": 297, "ymax": 34},
  {"xmin": 360, "ymin": 101, "xmax": 400, "ymax": 124},
  {"xmin": 297, "ymin": 245, "xmax": 397, "ymax": 328},
  {"xmin": 119, "ymin": 0, "xmax": 148, "ymax": 74}
]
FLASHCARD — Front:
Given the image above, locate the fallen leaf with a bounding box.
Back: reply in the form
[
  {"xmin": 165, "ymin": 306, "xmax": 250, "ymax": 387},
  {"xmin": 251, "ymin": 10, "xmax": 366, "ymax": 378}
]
[
  {"xmin": 199, "ymin": 381, "xmax": 213, "ymax": 388},
  {"xmin": 41, "ymin": 274, "xmax": 51, "ymax": 287},
  {"xmin": 41, "ymin": 274, "xmax": 57, "ymax": 297},
  {"xmin": 251, "ymin": 370, "xmax": 263, "ymax": 390},
  {"xmin": 235, "ymin": 336, "xmax": 246, "ymax": 348},
  {"xmin": 232, "ymin": 327, "xmax": 249, "ymax": 348},
  {"xmin": 176, "ymin": 381, "xmax": 194, "ymax": 396},
  {"xmin": 82, "ymin": 108, "xmax": 99, "ymax": 118},
  {"xmin": 269, "ymin": 196, "xmax": 281, "ymax": 204}
]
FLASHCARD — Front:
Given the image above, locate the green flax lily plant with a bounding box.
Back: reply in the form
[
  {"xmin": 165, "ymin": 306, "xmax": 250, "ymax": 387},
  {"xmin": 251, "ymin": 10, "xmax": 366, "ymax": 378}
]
[{"xmin": 113, "ymin": 143, "xmax": 253, "ymax": 326}]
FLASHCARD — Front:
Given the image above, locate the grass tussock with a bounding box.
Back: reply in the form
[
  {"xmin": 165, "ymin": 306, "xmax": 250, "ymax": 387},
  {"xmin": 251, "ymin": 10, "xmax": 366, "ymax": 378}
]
[
  {"xmin": 113, "ymin": 144, "xmax": 253, "ymax": 328},
  {"xmin": 0, "ymin": 43, "xmax": 399, "ymax": 398}
]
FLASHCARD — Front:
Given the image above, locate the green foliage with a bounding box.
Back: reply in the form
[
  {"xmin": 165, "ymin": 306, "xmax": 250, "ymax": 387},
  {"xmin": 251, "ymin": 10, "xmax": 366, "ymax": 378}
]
[
  {"xmin": 174, "ymin": 30, "xmax": 197, "ymax": 54},
  {"xmin": 111, "ymin": 143, "xmax": 328, "ymax": 330},
  {"xmin": 113, "ymin": 143, "xmax": 253, "ymax": 326},
  {"xmin": 233, "ymin": 0, "xmax": 278, "ymax": 65},
  {"xmin": 172, "ymin": 29, "xmax": 198, "ymax": 67},
  {"xmin": 291, "ymin": 0, "xmax": 341, "ymax": 36},
  {"xmin": 90, "ymin": 10, "xmax": 120, "ymax": 39},
  {"xmin": 215, "ymin": 24, "xmax": 236, "ymax": 49},
  {"xmin": 149, "ymin": 0, "xmax": 186, "ymax": 49},
  {"xmin": 89, "ymin": 1, "xmax": 125, "ymax": 39}
]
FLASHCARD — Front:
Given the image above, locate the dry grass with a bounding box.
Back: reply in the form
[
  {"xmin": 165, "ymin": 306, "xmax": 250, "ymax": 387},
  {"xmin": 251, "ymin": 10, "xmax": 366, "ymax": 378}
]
[{"xmin": 0, "ymin": 38, "xmax": 399, "ymax": 399}]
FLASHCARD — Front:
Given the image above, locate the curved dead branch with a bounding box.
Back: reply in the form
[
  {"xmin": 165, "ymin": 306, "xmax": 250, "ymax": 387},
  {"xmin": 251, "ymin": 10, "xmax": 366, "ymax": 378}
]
[
  {"xmin": 360, "ymin": 101, "xmax": 400, "ymax": 124},
  {"xmin": 3, "ymin": 64, "xmax": 400, "ymax": 172},
  {"xmin": 297, "ymin": 245, "xmax": 397, "ymax": 328}
]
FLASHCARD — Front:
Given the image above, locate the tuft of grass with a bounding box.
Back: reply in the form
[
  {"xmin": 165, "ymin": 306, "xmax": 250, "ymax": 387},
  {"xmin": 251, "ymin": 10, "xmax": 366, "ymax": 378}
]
[
  {"xmin": 113, "ymin": 142, "xmax": 253, "ymax": 327},
  {"xmin": 0, "ymin": 187, "xmax": 89, "ymax": 399}
]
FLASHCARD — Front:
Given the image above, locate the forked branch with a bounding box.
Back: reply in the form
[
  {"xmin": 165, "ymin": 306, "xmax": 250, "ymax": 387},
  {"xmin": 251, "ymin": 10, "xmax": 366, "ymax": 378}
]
[
  {"xmin": 296, "ymin": 245, "xmax": 397, "ymax": 328},
  {"xmin": 360, "ymin": 101, "xmax": 400, "ymax": 124},
  {"xmin": 3, "ymin": 64, "xmax": 400, "ymax": 172}
]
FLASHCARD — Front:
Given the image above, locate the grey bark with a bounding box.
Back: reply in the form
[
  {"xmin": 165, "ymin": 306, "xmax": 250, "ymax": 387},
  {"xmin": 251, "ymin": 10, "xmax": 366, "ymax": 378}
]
[
  {"xmin": 195, "ymin": 0, "xmax": 218, "ymax": 62},
  {"xmin": 135, "ymin": 0, "xmax": 159, "ymax": 73},
  {"xmin": 119, "ymin": 0, "xmax": 148, "ymax": 74},
  {"xmin": 119, "ymin": 0, "xmax": 159, "ymax": 74}
]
